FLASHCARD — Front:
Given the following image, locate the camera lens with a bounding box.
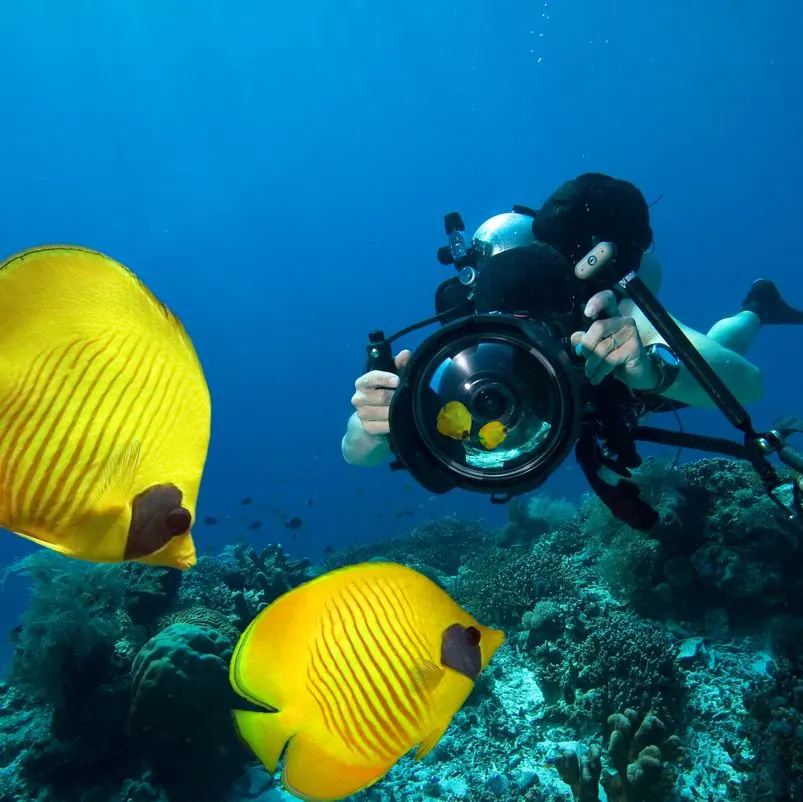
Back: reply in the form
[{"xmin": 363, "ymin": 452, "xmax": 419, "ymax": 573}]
[{"xmin": 471, "ymin": 384, "xmax": 509, "ymax": 420}]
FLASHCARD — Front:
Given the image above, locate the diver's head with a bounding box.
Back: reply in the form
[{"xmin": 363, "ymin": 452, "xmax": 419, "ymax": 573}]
[
  {"xmin": 432, "ymin": 175, "xmax": 652, "ymax": 325},
  {"xmin": 433, "ymin": 209, "xmax": 543, "ymax": 324},
  {"xmin": 465, "ymin": 207, "xmax": 573, "ymax": 319},
  {"xmin": 470, "ymin": 209, "xmax": 539, "ymax": 269},
  {"xmin": 533, "ymin": 172, "xmax": 653, "ymax": 276}
]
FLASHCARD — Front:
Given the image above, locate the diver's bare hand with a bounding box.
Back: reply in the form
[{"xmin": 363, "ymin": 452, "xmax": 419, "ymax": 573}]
[
  {"xmin": 570, "ymin": 291, "xmax": 658, "ymax": 390},
  {"xmin": 351, "ymin": 350, "xmax": 411, "ymax": 436}
]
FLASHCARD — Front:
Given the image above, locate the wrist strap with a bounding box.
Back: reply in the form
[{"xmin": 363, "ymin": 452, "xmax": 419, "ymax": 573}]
[{"xmin": 646, "ymin": 344, "xmax": 680, "ymax": 394}]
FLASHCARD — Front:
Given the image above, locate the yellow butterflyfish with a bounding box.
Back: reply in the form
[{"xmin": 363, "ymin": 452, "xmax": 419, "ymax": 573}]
[
  {"xmin": 436, "ymin": 400, "xmax": 472, "ymax": 441},
  {"xmin": 230, "ymin": 561, "xmax": 505, "ymax": 800},
  {"xmin": 0, "ymin": 245, "xmax": 211, "ymax": 569},
  {"xmin": 478, "ymin": 420, "xmax": 508, "ymax": 450}
]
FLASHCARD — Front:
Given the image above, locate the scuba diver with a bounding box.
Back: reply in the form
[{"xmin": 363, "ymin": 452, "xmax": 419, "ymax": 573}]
[{"xmin": 341, "ymin": 172, "xmax": 803, "ymax": 528}]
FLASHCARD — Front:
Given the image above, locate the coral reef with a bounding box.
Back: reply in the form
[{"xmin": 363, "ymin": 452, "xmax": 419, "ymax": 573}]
[
  {"xmin": 0, "ymin": 541, "xmax": 312, "ymax": 802},
  {"xmin": 1, "ymin": 456, "xmax": 802, "ymax": 801},
  {"xmin": 602, "ymin": 709, "xmax": 684, "ymax": 799},
  {"xmin": 584, "ymin": 457, "xmax": 803, "ymax": 625},
  {"xmin": 498, "ymin": 494, "xmax": 577, "ymax": 548}
]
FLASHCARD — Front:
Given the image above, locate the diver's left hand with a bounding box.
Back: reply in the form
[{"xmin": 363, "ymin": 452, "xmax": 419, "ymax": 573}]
[{"xmin": 570, "ymin": 290, "xmax": 659, "ymax": 391}]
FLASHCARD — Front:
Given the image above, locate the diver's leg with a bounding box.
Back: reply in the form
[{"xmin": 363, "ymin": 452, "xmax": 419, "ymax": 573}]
[
  {"xmin": 706, "ymin": 311, "xmax": 761, "ymax": 356},
  {"xmin": 707, "ymin": 280, "xmax": 803, "ymax": 356}
]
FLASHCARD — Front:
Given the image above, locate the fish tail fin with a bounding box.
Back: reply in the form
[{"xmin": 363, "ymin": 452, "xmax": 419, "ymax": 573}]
[
  {"xmin": 283, "ymin": 733, "xmax": 394, "ymax": 800},
  {"xmin": 231, "ymin": 709, "xmax": 294, "ymax": 774}
]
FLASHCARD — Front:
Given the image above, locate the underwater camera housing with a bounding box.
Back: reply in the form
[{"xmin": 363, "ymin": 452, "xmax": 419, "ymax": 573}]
[
  {"xmin": 386, "ymin": 313, "xmax": 583, "ymax": 496},
  {"xmin": 365, "ymin": 209, "xmax": 803, "ymax": 529}
]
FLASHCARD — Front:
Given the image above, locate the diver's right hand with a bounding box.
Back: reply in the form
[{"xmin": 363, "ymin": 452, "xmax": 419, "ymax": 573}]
[{"xmin": 351, "ymin": 350, "xmax": 411, "ymax": 436}]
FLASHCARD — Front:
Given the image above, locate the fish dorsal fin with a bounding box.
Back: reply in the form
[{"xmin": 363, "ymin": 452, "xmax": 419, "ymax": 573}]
[
  {"xmin": 415, "ymin": 719, "xmax": 450, "ymax": 761},
  {"xmin": 414, "ymin": 660, "xmax": 444, "ymax": 695},
  {"xmin": 91, "ymin": 438, "xmax": 142, "ymax": 513}
]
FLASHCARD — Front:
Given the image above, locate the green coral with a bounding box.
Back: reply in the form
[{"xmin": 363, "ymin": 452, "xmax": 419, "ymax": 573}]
[
  {"xmin": 5, "ymin": 551, "xmax": 137, "ymax": 704},
  {"xmin": 128, "ymin": 623, "xmax": 233, "ymax": 741}
]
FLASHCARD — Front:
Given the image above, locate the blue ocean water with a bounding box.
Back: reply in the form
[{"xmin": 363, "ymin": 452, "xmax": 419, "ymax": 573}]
[{"xmin": 0, "ymin": 2, "xmax": 801, "ymax": 798}]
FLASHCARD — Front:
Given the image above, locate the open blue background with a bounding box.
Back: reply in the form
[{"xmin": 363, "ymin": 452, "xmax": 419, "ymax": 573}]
[{"xmin": 0, "ymin": 0, "xmax": 800, "ymax": 664}]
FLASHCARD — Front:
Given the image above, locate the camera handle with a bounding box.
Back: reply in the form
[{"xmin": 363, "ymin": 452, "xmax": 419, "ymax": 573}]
[{"xmin": 365, "ymin": 330, "xmax": 398, "ymax": 375}]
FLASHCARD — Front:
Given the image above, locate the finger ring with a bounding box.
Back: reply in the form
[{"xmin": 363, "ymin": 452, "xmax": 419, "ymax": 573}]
[{"xmin": 610, "ymin": 335, "xmax": 619, "ymax": 350}]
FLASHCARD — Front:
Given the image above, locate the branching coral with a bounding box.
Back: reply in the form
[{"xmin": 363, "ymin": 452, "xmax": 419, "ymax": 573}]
[
  {"xmin": 217, "ymin": 542, "xmax": 313, "ymax": 622},
  {"xmin": 530, "ymin": 608, "xmax": 682, "ymax": 730},
  {"xmin": 452, "ymin": 543, "xmax": 577, "ymax": 628}
]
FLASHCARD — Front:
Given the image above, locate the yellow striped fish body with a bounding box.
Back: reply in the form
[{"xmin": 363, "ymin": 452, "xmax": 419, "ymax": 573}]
[
  {"xmin": 230, "ymin": 561, "xmax": 505, "ymax": 801},
  {"xmin": 0, "ymin": 245, "xmax": 211, "ymax": 568}
]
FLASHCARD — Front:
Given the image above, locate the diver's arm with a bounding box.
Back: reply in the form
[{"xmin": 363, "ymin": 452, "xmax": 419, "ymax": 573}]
[
  {"xmin": 633, "ymin": 308, "xmax": 764, "ymax": 408},
  {"xmin": 341, "ymin": 412, "xmax": 392, "ymax": 466}
]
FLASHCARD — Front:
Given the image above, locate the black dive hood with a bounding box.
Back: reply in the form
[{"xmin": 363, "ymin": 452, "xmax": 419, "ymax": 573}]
[{"xmin": 363, "ymin": 209, "xmax": 803, "ymax": 530}]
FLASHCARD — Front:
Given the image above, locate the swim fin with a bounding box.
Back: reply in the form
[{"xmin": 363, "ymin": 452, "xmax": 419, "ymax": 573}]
[{"xmin": 742, "ymin": 279, "xmax": 803, "ymax": 325}]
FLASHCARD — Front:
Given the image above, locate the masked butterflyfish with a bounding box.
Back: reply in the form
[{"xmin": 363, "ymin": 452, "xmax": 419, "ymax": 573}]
[
  {"xmin": 478, "ymin": 420, "xmax": 508, "ymax": 450},
  {"xmin": 0, "ymin": 245, "xmax": 211, "ymax": 569},
  {"xmin": 229, "ymin": 561, "xmax": 505, "ymax": 801},
  {"xmin": 436, "ymin": 400, "xmax": 472, "ymax": 441}
]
